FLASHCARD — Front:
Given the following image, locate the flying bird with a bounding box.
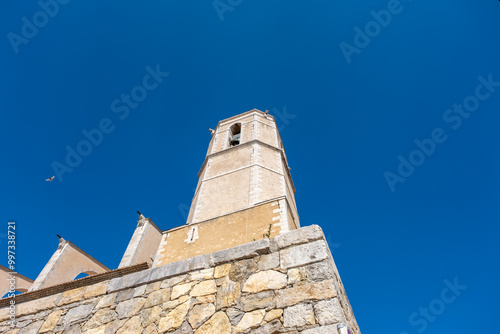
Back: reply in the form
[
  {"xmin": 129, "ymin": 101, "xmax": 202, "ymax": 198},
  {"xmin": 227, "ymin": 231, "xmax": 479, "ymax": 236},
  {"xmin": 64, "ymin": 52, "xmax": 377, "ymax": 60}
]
[
  {"xmin": 137, "ymin": 211, "xmax": 146, "ymax": 220},
  {"xmin": 45, "ymin": 176, "xmax": 55, "ymax": 182}
]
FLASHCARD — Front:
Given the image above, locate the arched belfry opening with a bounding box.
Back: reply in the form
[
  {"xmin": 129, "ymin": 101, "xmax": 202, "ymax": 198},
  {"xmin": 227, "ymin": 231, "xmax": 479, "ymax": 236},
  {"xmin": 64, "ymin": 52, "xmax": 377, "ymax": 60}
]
[{"xmin": 229, "ymin": 123, "xmax": 241, "ymax": 146}]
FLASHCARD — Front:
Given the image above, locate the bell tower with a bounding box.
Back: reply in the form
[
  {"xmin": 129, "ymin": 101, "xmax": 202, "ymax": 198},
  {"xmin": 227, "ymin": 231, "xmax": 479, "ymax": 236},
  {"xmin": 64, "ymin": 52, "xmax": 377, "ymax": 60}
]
[
  {"xmin": 153, "ymin": 109, "xmax": 300, "ymax": 266},
  {"xmin": 186, "ymin": 109, "xmax": 299, "ymax": 230}
]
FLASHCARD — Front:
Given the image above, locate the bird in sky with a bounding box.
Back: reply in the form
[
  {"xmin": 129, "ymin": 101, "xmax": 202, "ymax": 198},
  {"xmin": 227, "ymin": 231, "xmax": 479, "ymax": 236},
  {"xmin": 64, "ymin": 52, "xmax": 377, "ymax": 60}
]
[{"xmin": 45, "ymin": 176, "xmax": 55, "ymax": 182}]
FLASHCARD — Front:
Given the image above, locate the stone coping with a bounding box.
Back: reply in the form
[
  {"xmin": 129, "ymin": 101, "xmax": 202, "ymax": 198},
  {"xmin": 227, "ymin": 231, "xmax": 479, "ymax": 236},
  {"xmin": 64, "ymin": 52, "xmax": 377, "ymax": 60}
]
[
  {"xmin": 108, "ymin": 225, "xmax": 325, "ymax": 294},
  {"xmin": 0, "ymin": 262, "xmax": 149, "ymax": 308},
  {"xmin": 0, "ymin": 225, "xmax": 325, "ymax": 309}
]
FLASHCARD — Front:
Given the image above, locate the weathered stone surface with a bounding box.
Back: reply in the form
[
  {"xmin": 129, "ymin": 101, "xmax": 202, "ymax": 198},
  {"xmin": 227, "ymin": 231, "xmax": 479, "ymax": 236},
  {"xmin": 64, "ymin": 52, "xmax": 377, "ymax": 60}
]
[
  {"xmin": 15, "ymin": 295, "xmax": 57, "ymax": 318},
  {"xmin": 257, "ymin": 253, "xmax": 280, "ymax": 271},
  {"xmin": 18, "ymin": 321, "xmax": 43, "ymax": 334},
  {"xmin": 275, "ymin": 280, "xmax": 336, "ymax": 308},
  {"xmin": 264, "ymin": 309, "xmax": 283, "ymax": 322},
  {"xmin": 84, "ymin": 308, "xmax": 118, "ymax": 329},
  {"xmin": 194, "ymin": 312, "xmax": 231, "ymax": 334},
  {"xmin": 190, "ymin": 280, "xmax": 216, "ymax": 297},
  {"xmin": 314, "ymin": 298, "xmax": 346, "ymax": 325},
  {"xmin": 190, "ymin": 268, "xmax": 214, "ymax": 281},
  {"xmin": 84, "ymin": 282, "xmax": 108, "ymax": 299},
  {"xmin": 301, "ymin": 324, "xmax": 337, "ymax": 334},
  {"xmin": 62, "ymin": 324, "xmax": 82, "ymax": 334},
  {"xmin": 226, "ymin": 308, "xmax": 244, "ymax": 326},
  {"xmin": 163, "ymin": 299, "xmax": 181, "ymax": 310},
  {"xmin": 194, "ymin": 295, "xmax": 215, "ymax": 304},
  {"xmin": 215, "ymin": 278, "xmax": 240, "ymax": 309},
  {"xmin": 64, "ymin": 303, "xmax": 94, "ymax": 323},
  {"xmin": 141, "ymin": 306, "xmax": 162, "ymax": 327},
  {"xmin": 87, "ymin": 319, "xmax": 120, "ymax": 334},
  {"xmin": 280, "ymin": 240, "xmax": 329, "ymax": 269},
  {"xmin": 242, "ymin": 270, "xmax": 287, "ymax": 293},
  {"xmin": 145, "ymin": 289, "xmax": 171, "ymax": 308},
  {"xmin": 275, "ymin": 225, "xmax": 324, "ymax": 249},
  {"xmin": 287, "ymin": 267, "xmax": 307, "ymax": 285},
  {"xmin": 143, "ymin": 323, "xmax": 159, "ymax": 334},
  {"xmin": 117, "ymin": 315, "xmax": 142, "ymax": 334},
  {"xmin": 172, "ymin": 321, "xmax": 193, "ymax": 334},
  {"xmin": 189, "ymin": 254, "xmax": 210, "ymax": 271},
  {"xmin": 57, "ymin": 286, "xmax": 87, "ymax": 306},
  {"xmin": 116, "ymin": 298, "xmax": 146, "ymax": 319},
  {"xmin": 171, "ymin": 282, "xmax": 193, "ymax": 300},
  {"xmin": 150, "ymin": 259, "xmax": 190, "ymax": 282},
  {"xmin": 305, "ymin": 262, "xmax": 334, "ymax": 282},
  {"xmin": 229, "ymin": 259, "xmax": 258, "ymax": 284},
  {"xmin": 187, "ymin": 303, "xmax": 215, "ymax": 329},
  {"xmin": 240, "ymin": 291, "xmax": 275, "ymax": 312},
  {"xmin": 146, "ymin": 281, "xmax": 162, "ymax": 294},
  {"xmin": 210, "ymin": 239, "xmax": 270, "ymax": 266},
  {"xmin": 283, "ymin": 303, "xmax": 315, "ymax": 327},
  {"xmin": 161, "ymin": 274, "xmax": 187, "ymax": 289},
  {"xmin": 39, "ymin": 309, "xmax": 62, "ymax": 333},
  {"xmin": 213, "ymin": 264, "xmax": 231, "ymax": 279},
  {"xmin": 115, "ymin": 289, "xmax": 135, "ymax": 303},
  {"xmin": 108, "ymin": 269, "xmax": 152, "ymax": 293},
  {"xmin": 234, "ymin": 309, "xmax": 265, "ymax": 332},
  {"xmin": 158, "ymin": 300, "xmax": 191, "ymax": 332},
  {"xmin": 95, "ymin": 293, "xmax": 117, "ymax": 309},
  {"xmin": 133, "ymin": 284, "xmax": 147, "ymax": 297},
  {"xmin": 249, "ymin": 319, "xmax": 282, "ymax": 334}
]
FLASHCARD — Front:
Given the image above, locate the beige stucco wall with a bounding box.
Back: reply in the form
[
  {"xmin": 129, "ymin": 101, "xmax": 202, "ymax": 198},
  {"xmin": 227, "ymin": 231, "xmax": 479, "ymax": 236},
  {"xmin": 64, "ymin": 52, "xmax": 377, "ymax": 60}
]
[{"xmin": 155, "ymin": 200, "xmax": 294, "ymax": 267}]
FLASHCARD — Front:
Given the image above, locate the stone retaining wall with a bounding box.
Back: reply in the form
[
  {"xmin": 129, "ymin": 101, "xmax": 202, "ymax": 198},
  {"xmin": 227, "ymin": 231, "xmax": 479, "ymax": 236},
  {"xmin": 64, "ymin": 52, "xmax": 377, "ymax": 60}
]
[{"xmin": 0, "ymin": 225, "xmax": 360, "ymax": 334}]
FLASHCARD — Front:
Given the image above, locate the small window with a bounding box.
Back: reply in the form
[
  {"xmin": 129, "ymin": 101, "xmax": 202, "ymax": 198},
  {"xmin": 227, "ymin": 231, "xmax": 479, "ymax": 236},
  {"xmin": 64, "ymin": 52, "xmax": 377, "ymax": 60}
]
[{"xmin": 229, "ymin": 123, "xmax": 241, "ymax": 147}]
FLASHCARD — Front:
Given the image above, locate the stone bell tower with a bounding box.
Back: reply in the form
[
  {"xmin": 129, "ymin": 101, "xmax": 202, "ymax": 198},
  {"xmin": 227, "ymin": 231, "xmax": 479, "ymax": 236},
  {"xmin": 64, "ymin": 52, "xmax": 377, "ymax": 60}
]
[
  {"xmin": 153, "ymin": 109, "xmax": 300, "ymax": 266},
  {"xmin": 186, "ymin": 108, "xmax": 299, "ymax": 229}
]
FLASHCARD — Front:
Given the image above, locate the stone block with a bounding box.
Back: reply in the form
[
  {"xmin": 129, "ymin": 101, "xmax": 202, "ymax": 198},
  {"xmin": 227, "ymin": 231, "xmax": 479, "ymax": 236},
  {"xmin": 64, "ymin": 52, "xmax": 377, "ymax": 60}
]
[
  {"xmin": 39, "ymin": 310, "xmax": 63, "ymax": 333},
  {"xmin": 64, "ymin": 303, "xmax": 94, "ymax": 323},
  {"xmin": 187, "ymin": 303, "xmax": 215, "ymax": 329},
  {"xmin": 283, "ymin": 303, "xmax": 315, "ymax": 328},
  {"xmin": 314, "ymin": 298, "xmax": 346, "ymax": 325},
  {"xmin": 190, "ymin": 280, "xmax": 216, "ymax": 297},
  {"xmin": 275, "ymin": 280, "xmax": 336, "ymax": 308},
  {"xmin": 280, "ymin": 240, "xmax": 329, "ymax": 269},
  {"xmin": 249, "ymin": 319, "xmax": 282, "ymax": 334},
  {"xmin": 210, "ymin": 239, "xmax": 270, "ymax": 266},
  {"xmin": 195, "ymin": 311, "xmax": 231, "ymax": 334},
  {"xmin": 275, "ymin": 225, "xmax": 325, "ymax": 249},
  {"xmin": 189, "ymin": 255, "xmax": 210, "ymax": 271},
  {"xmin": 215, "ymin": 278, "xmax": 240, "ymax": 309},
  {"xmin": 234, "ymin": 309, "xmax": 265, "ymax": 332},
  {"xmin": 242, "ymin": 270, "xmax": 287, "ymax": 293},
  {"xmin": 150, "ymin": 259, "xmax": 190, "ymax": 282},
  {"xmin": 240, "ymin": 291, "xmax": 275, "ymax": 312},
  {"xmin": 257, "ymin": 252, "xmax": 280, "ymax": 271}
]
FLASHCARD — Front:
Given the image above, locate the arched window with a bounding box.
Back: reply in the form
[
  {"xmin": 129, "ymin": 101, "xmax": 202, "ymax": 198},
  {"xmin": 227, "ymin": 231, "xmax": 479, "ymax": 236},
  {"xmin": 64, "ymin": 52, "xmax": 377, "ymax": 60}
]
[
  {"xmin": 229, "ymin": 123, "xmax": 241, "ymax": 147},
  {"xmin": 74, "ymin": 272, "xmax": 90, "ymax": 280}
]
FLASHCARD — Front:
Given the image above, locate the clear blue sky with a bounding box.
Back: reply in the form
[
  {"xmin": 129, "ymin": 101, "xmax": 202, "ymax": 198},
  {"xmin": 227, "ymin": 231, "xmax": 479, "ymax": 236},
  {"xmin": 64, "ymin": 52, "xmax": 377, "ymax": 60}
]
[{"xmin": 1, "ymin": 0, "xmax": 499, "ymax": 332}]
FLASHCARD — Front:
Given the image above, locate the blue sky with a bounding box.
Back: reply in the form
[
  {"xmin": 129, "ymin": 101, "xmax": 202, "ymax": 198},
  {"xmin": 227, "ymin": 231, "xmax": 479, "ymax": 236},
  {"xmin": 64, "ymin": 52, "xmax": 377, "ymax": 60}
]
[{"xmin": 1, "ymin": 0, "xmax": 499, "ymax": 332}]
